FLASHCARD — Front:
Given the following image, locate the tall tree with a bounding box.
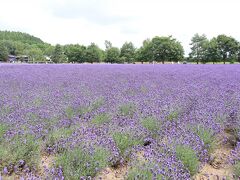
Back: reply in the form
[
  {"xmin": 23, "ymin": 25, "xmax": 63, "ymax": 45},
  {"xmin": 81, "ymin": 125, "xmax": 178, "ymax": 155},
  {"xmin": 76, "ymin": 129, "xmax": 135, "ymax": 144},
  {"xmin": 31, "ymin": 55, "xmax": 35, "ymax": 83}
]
[
  {"xmin": 216, "ymin": 34, "xmax": 239, "ymax": 64},
  {"xmin": 85, "ymin": 43, "xmax": 102, "ymax": 63},
  {"xmin": 189, "ymin": 34, "xmax": 208, "ymax": 64},
  {"xmin": 120, "ymin": 42, "xmax": 136, "ymax": 63},
  {"xmin": 25, "ymin": 46, "xmax": 45, "ymax": 62},
  {"xmin": 136, "ymin": 39, "xmax": 153, "ymax": 63},
  {"xmin": 205, "ymin": 38, "xmax": 221, "ymax": 64},
  {"xmin": 51, "ymin": 44, "xmax": 67, "ymax": 63},
  {"xmin": 64, "ymin": 44, "xmax": 86, "ymax": 63},
  {"xmin": 104, "ymin": 41, "xmax": 120, "ymax": 63},
  {"xmin": 0, "ymin": 42, "xmax": 8, "ymax": 61},
  {"xmin": 151, "ymin": 36, "xmax": 184, "ymax": 64}
]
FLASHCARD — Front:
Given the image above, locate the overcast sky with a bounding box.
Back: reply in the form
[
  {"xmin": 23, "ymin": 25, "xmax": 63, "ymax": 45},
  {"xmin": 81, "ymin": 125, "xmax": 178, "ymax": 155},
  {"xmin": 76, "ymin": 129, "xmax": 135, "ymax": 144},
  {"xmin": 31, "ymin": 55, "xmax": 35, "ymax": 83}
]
[{"xmin": 0, "ymin": 0, "xmax": 240, "ymax": 54}]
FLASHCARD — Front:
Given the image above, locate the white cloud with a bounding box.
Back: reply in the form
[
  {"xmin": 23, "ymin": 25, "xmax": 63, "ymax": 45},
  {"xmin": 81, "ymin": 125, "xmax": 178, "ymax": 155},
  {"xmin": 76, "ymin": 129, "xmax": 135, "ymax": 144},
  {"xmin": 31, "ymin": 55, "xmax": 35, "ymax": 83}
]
[{"xmin": 0, "ymin": 0, "xmax": 240, "ymax": 54}]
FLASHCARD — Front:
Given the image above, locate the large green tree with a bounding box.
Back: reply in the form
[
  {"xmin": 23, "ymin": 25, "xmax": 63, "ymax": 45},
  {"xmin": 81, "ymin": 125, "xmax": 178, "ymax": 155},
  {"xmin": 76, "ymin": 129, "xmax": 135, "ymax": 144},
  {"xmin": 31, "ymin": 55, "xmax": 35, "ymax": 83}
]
[
  {"xmin": 24, "ymin": 46, "xmax": 45, "ymax": 62},
  {"xmin": 216, "ymin": 34, "xmax": 239, "ymax": 64},
  {"xmin": 64, "ymin": 44, "xmax": 86, "ymax": 63},
  {"xmin": 51, "ymin": 44, "xmax": 68, "ymax": 63},
  {"xmin": 151, "ymin": 36, "xmax": 184, "ymax": 64},
  {"xmin": 104, "ymin": 40, "xmax": 121, "ymax": 63},
  {"xmin": 189, "ymin": 34, "xmax": 208, "ymax": 64},
  {"xmin": 85, "ymin": 43, "xmax": 102, "ymax": 63},
  {"xmin": 120, "ymin": 42, "xmax": 136, "ymax": 63},
  {"xmin": 205, "ymin": 38, "xmax": 221, "ymax": 64},
  {"xmin": 136, "ymin": 39, "xmax": 153, "ymax": 63},
  {"xmin": 105, "ymin": 47, "xmax": 121, "ymax": 63}
]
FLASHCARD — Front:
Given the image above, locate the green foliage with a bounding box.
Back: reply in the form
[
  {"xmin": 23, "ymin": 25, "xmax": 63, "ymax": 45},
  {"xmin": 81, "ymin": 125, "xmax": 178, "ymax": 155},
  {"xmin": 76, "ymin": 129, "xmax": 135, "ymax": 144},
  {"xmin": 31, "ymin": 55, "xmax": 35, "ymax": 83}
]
[
  {"xmin": 189, "ymin": 33, "xmax": 209, "ymax": 64},
  {"xmin": 175, "ymin": 145, "xmax": 199, "ymax": 176},
  {"xmin": 65, "ymin": 106, "xmax": 74, "ymax": 119},
  {"xmin": 105, "ymin": 46, "xmax": 121, "ymax": 63},
  {"xmin": 44, "ymin": 127, "xmax": 73, "ymax": 153},
  {"xmin": 113, "ymin": 132, "xmax": 143, "ymax": 156},
  {"xmin": 85, "ymin": 43, "xmax": 102, "ymax": 63},
  {"xmin": 193, "ymin": 125, "xmax": 215, "ymax": 152},
  {"xmin": 234, "ymin": 161, "xmax": 240, "ymax": 178},
  {"xmin": 141, "ymin": 116, "xmax": 160, "ymax": 133},
  {"xmin": 0, "ymin": 31, "xmax": 52, "ymax": 62},
  {"xmin": 119, "ymin": 103, "xmax": 136, "ymax": 117},
  {"xmin": 216, "ymin": 34, "xmax": 239, "ymax": 63},
  {"xmin": 167, "ymin": 110, "xmax": 179, "ymax": 121},
  {"xmin": 120, "ymin": 42, "xmax": 136, "ymax": 63},
  {"xmin": 127, "ymin": 162, "xmax": 162, "ymax": 180},
  {"xmin": 90, "ymin": 97, "xmax": 105, "ymax": 111},
  {"xmin": 0, "ymin": 43, "xmax": 8, "ymax": 61},
  {"xmin": 136, "ymin": 39, "xmax": 153, "ymax": 63},
  {"xmin": 24, "ymin": 46, "xmax": 45, "ymax": 62},
  {"xmin": 0, "ymin": 123, "xmax": 8, "ymax": 141},
  {"xmin": 92, "ymin": 113, "xmax": 111, "ymax": 125},
  {"xmin": 151, "ymin": 36, "xmax": 184, "ymax": 63},
  {"xmin": 64, "ymin": 44, "xmax": 86, "ymax": 63},
  {"xmin": 0, "ymin": 135, "xmax": 40, "ymax": 170},
  {"xmin": 51, "ymin": 44, "xmax": 68, "ymax": 63},
  {"xmin": 55, "ymin": 147, "xmax": 109, "ymax": 178},
  {"xmin": 0, "ymin": 31, "xmax": 44, "ymax": 45}
]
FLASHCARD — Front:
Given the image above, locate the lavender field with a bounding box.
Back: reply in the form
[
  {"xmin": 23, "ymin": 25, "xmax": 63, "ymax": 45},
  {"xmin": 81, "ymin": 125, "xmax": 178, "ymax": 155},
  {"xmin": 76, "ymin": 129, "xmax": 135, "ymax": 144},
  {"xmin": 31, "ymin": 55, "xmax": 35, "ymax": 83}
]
[{"xmin": 0, "ymin": 64, "xmax": 240, "ymax": 179}]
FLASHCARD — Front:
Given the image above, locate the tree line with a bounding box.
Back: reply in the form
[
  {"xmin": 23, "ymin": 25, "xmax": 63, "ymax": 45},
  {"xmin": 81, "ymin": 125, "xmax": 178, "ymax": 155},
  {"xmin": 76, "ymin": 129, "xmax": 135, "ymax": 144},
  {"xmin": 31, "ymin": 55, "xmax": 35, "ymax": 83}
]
[{"xmin": 0, "ymin": 31, "xmax": 240, "ymax": 64}]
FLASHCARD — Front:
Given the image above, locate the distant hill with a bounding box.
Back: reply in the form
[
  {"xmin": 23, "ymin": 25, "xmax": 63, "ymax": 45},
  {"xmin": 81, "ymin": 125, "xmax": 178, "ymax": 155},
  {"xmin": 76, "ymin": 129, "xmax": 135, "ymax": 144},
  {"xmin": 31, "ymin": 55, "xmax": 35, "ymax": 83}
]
[
  {"xmin": 0, "ymin": 30, "xmax": 45, "ymax": 45},
  {"xmin": 0, "ymin": 30, "xmax": 53, "ymax": 62}
]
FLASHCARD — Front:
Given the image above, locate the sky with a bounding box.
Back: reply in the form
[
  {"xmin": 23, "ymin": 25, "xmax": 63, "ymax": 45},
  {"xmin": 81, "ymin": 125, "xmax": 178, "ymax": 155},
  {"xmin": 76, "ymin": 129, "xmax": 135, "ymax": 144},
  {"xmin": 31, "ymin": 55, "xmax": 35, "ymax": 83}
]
[{"xmin": 0, "ymin": 0, "xmax": 240, "ymax": 55}]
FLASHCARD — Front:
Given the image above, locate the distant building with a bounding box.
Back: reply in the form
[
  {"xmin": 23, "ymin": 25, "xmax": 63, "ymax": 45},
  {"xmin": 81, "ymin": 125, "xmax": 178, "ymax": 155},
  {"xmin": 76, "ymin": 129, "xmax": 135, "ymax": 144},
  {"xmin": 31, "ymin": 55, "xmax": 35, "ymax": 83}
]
[
  {"xmin": 8, "ymin": 55, "xmax": 29, "ymax": 63},
  {"xmin": 8, "ymin": 55, "xmax": 17, "ymax": 63}
]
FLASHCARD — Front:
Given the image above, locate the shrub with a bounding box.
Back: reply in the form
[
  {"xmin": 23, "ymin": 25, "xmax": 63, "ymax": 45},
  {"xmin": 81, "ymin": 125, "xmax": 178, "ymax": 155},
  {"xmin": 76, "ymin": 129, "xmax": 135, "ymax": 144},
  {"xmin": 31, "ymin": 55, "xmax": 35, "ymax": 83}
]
[
  {"xmin": 0, "ymin": 135, "xmax": 40, "ymax": 170},
  {"xmin": 193, "ymin": 125, "xmax": 215, "ymax": 152},
  {"xmin": 141, "ymin": 116, "xmax": 159, "ymax": 133},
  {"xmin": 175, "ymin": 145, "xmax": 199, "ymax": 176},
  {"xmin": 90, "ymin": 97, "xmax": 105, "ymax": 111},
  {"xmin": 43, "ymin": 127, "xmax": 73, "ymax": 153},
  {"xmin": 113, "ymin": 132, "xmax": 142, "ymax": 156},
  {"xmin": 55, "ymin": 147, "xmax": 109, "ymax": 178},
  {"xmin": 234, "ymin": 161, "xmax": 240, "ymax": 178},
  {"xmin": 127, "ymin": 162, "xmax": 162, "ymax": 180},
  {"xmin": 65, "ymin": 106, "xmax": 74, "ymax": 119},
  {"xmin": 167, "ymin": 110, "xmax": 179, "ymax": 121},
  {"xmin": 119, "ymin": 103, "xmax": 136, "ymax": 117},
  {"xmin": 0, "ymin": 123, "xmax": 8, "ymax": 140},
  {"xmin": 92, "ymin": 113, "xmax": 111, "ymax": 125}
]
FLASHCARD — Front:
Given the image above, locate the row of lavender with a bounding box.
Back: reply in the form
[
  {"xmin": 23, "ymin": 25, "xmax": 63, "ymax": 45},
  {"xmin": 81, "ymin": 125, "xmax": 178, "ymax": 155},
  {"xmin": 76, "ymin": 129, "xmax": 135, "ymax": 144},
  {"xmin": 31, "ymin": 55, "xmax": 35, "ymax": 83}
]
[{"xmin": 0, "ymin": 64, "xmax": 239, "ymax": 179}]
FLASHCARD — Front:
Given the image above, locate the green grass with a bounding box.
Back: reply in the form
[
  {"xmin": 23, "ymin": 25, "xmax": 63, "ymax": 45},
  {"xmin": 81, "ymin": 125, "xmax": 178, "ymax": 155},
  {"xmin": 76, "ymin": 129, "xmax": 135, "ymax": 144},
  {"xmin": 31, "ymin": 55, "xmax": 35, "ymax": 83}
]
[
  {"xmin": 141, "ymin": 116, "xmax": 160, "ymax": 133},
  {"xmin": 90, "ymin": 97, "xmax": 105, "ymax": 111},
  {"xmin": 175, "ymin": 145, "xmax": 199, "ymax": 176},
  {"xmin": 234, "ymin": 161, "xmax": 240, "ymax": 178},
  {"xmin": 0, "ymin": 134, "xmax": 40, "ymax": 170},
  {"xmin": 0, "ymin": 123, "xmax": 8, "ymax": 141},
  {"xmin": 193, "ymin": 125, "xmax": 216, "ymax": 152},
  {"xmin": 118, "ymin": 103, "xmax": 136, "ymax": 117},
  {"xmin": 113, "ymin": 132, "xmax": 143, "ymax": 156},
  {"xmin": 43, "ymin": 127, "xmax": 73, "ymax": 153},
  {"xmin": 91, "ymin": 113, "xmax": 111, "ymax": 125},
  {"xmin": 55, "ymin": 147, "xmax": 109, "ymax": 179},
  {"xmin": 77, "ymin": 97, "xmax": 105, "ymax": 117},
  {"xmin": 127, "ymin": 164, "xmax": 162, "ymax": 180},
  {"xmin": 65, "ymin": 106, "xmax": 74, "ymax": 119},
  {"xmin": 167, "ymin": 109, "xmax": 179, "ymax": 121}
]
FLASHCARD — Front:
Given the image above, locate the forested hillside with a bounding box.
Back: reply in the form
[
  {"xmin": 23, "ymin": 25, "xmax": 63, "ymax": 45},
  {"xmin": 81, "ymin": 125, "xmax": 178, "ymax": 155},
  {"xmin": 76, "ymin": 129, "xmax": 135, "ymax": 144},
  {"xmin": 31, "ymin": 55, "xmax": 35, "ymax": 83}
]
[{"xmin": 0, "ymin": 31, "xmax": 53, "ymax": 62}]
